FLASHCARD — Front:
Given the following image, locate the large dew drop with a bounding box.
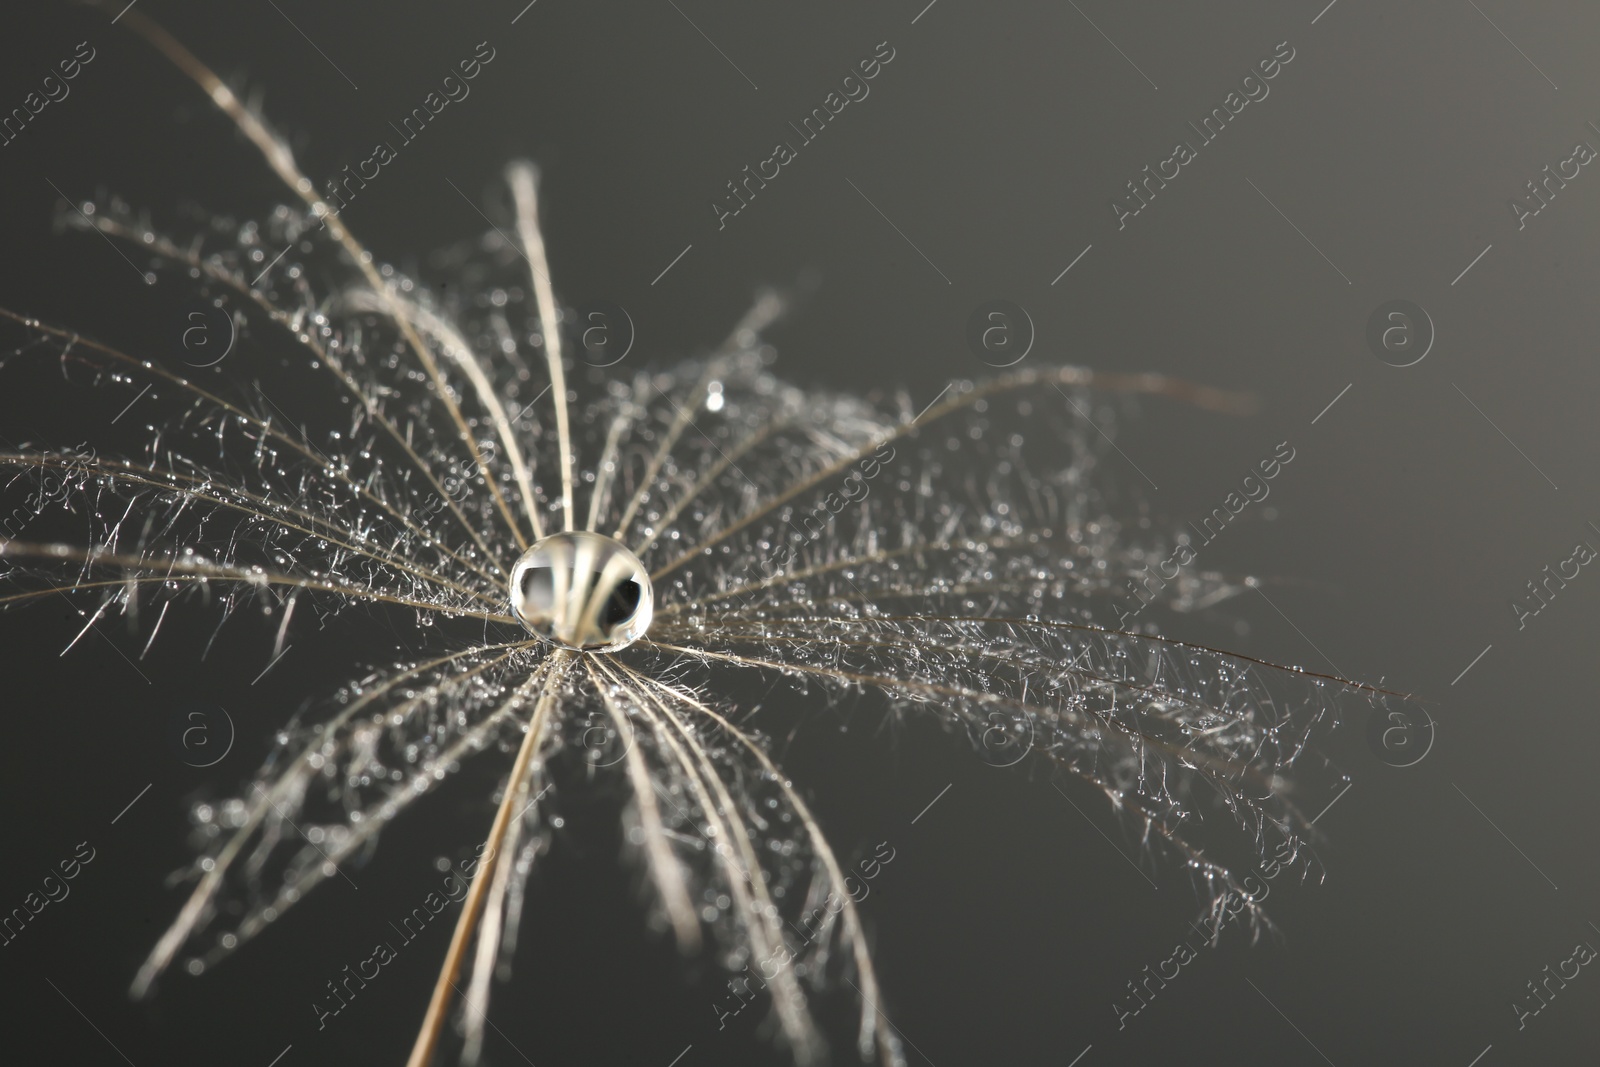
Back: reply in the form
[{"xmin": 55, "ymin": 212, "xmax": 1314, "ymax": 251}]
[{"xmin": 510, "ymin": 532, "xmax": 653, "ymax": 651}]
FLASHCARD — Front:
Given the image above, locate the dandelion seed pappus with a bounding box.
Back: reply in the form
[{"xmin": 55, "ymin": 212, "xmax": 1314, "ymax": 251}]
[{"xmin": 0, "ymin": 6, "xmax": 1429, "ymax": 1067}]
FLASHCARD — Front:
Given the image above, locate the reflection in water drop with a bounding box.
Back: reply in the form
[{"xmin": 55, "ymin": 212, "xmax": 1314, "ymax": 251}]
[{"xmin": 510, "ymin": 531, "xmax": 653, "ymax": 651}]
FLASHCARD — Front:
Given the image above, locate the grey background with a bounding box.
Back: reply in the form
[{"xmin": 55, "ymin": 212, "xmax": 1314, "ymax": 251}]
[{"xmin": 1, "ymin": 0, "xmax": 1597, "ymax": 1064}]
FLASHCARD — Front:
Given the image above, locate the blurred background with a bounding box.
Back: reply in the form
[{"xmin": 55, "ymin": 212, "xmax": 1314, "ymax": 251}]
[{"xmin": 1, "ymin": 1, "xmax": 1597, "ymax": 1063}]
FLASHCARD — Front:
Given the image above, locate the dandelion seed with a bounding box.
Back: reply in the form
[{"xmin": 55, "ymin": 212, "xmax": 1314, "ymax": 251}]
[{"xmin": 0, "ymin": 9, "xmax": 1425, "ymax": 1067}]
